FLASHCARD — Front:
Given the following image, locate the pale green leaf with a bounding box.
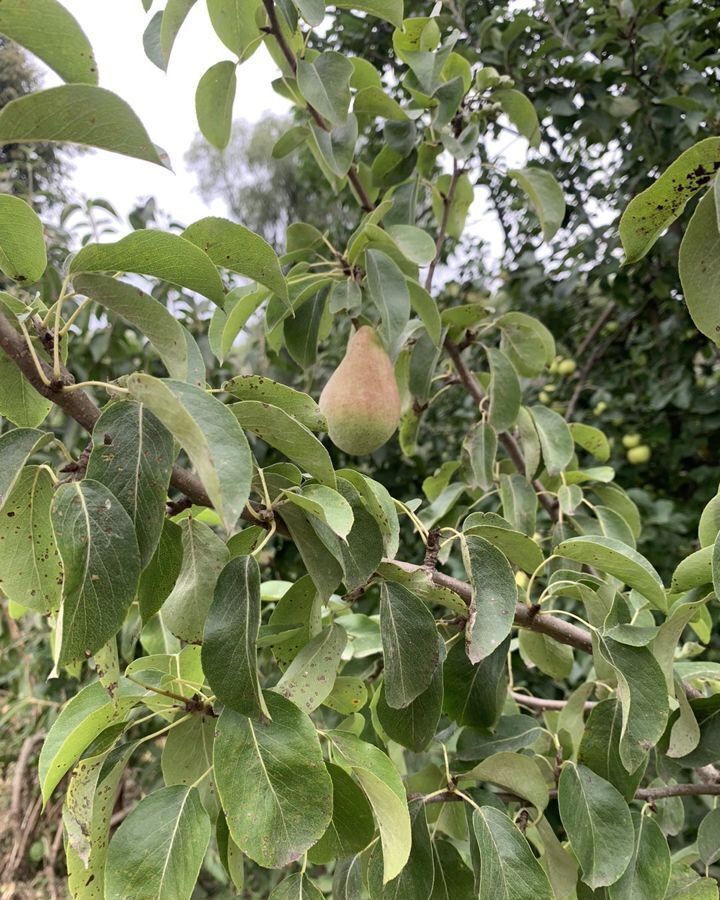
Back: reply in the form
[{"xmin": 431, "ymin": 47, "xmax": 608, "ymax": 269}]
[
  {"xmin": 0, "ymin": 194, "xmax": 47, "ymax": 283},
  {"xmin": 282, "ymin": 485, "xmax": 354, "ymax": 539},
  {"xmin": 508, "ymin": 166, "xmax": 565, "ymax": 241},
  {"xmin": 296, "ymin": 51, "xmax": 353, "ymax": 126},
  {"xmin": 0, "ymin": 426, "xmax": 52, "ymax": 511},
  {"xmin": 530, "ymin": 404, "xmax": 574, "ymax": 475},
  {"xmin": 679, "ymin": 188, "xmax": 720, "ymax": 345},
  {"xmin": 486, "ymin": 347, "xmax": 521, "ymax": 432},
  {"xmin": 608, "ymin": 813, "xmax": 671, "ymax": 900},
  {"xmin": 196, "ymin": 61, "xmax": 237, "ymax": 150},
  {"xmin": 366, "ymin": 248, "xmax": 411, "ymax": 360},
  {"xmin": 472, "ymin": 751, "xmax": 549, "ymax": 812},
  {"xmin": 273, "ymin": 623, "xmax": 346, "ymax": 713},
  {"xmin": 493, "ymin": 88, "xmax": 540, "ymax": 147},
  {"xmin": 463, "ymin": 534, "xmax": 517, "ymax": 663}
]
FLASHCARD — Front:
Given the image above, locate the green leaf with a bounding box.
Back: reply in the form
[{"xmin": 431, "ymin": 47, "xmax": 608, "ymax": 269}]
[
  {"xmin": 493, "ymin": 88, "xmax": 540, "ymax": 148},
  {"xmin": 430, "ymin": 839, "xmax": 475, "ymax": 900},
  {"xmin": 232, "ymin": 400, "xmax": 336, "ymax": 486},
  {"xmin": 52, "ymin": 480, "xmax": 140, "ymax": 665},
  {"xmin": 269, "ymin": 874, "xmax": 324, "ymax": 900},
  {"xmin": 620, "ymin": 138, "xmax": 720, "ymax": 264},
  {"xmin": 672, "ymin": 544, "xmax": 712, "ymax": 592},
  {"xmin": 354, "ymin": 85, "xmax": 408, "ymax": 121},
  {"xmin": 138, "ymin": 520, "xmax": 183, "ymax": 621},
  {"xmin": 39, "ymin": 679, "xmax": 139, "ymax": 803},
  {"xmin": 555, "ymin": 535, "xmax": 666, "ymax": 611},
  {"xmin": 268, "ymin": 574, "xmax": 323, "ymax": 669},
  {"xmin": 497, "ymin": 311, "xmax": 554, "ymax": 378},
  {"xmin": 380, "ymin": 580, "xmax": 440, "ymax": 708},
  {"xmin": 292, "ymin": 0, "xmax": 325, "ymax": 25},
  {"xmin": 568, "ymin": 422, "xmax": 610, "ymax": 463},
  {"xmin": 598, "ymin": 638, "xmax": 669, "ymax": 772},
  {"xmin": 296, "ymin": 51, "xmax": 353, "ymax": 126},
  {"xmin": 367, "ymin": 798, "xmax": 434, "ymax": 899},
  {"xmin": 0, "ymin": 347, "xmax": 51, "ymax": 426},
  {"xmin": 486, "ymin": 347, "xmax": 521, "ymax": 432},
  {"xmin": 308, "ymin": 762, "xmax": 376, "ymax": 864},
  {"xmin": 71, "ymin": 230, "xmax": 225, "ymax": 305},
  {"xmin": 463, "ymin": 514, "xmax": 544, "ymax": 574},
  {"xmin": 666, "ymin": 865, "xmax": 719, "ymax": 899},
  {"xmin": 466, "ymin": 422, "xmax": 497, "ymax": 492},
  {"xmin": 206, "ymin": 0, "xmax": 262, "ymax": 58},
  {"xmin": 472, "ymin": 752, "xmax": 549, "ymax": 812},
  {"xmin": 336, "ymin": 469, "xmax": 400, "ymax": 557},
  {"xmin": 443, "ymin": 637, "xmax": 509, "ymax": 728},
  {"xmin": 376, "ymin": 642, "xmax": 444, "ymax": 751},
  {"xmin": 223, "ymin": 375, "xmax": 326, "ymax": 431},
  {"xmin": 366, "ymin": 248, "xmax": 411, "ymax": 360},
  {"xmin": 407, "ymin": 279, "xmax": 442, "ymax": 346},
  {"xmin": 0, "ymin": 466, "xmax": 62, "ymax": 613},
  {"xmin": 558, "ymin": 762, "xmax": 634, "ymax": 889},
  {"xmin": 0, "ymin": 0, "xmax": 98, "ymax": 84},
  {"xmin": 163, "ymin": 518, "xmax": 229, "ymax": 644},
  {"xmin": 326, "ymin": 730, "xmax": 411, "ymax": 883},
  {"xmin": 274, "ymin": 623, "xmax": 347, "ymax": 713},
  {"xmin": 73, "ymin": 274, "xmax": 189, "ymax": 380},
  {"xmin": 183, "ymin": 217, "xmax": 287, "ymax": 303},
  {"xmin": 499, "ymin": 473, "xmax": 537, "ymax": 536},
  {"xmin": 323, "ymin": 676, "xmax": 368, "ymax": 714},
  {"xmin": 0, "ymin": 194, "xmax": 47, "ymax": 283},
  {"xmin": 608, "ymin": 813, "xmax": 670, "ymax": 900},
  {"xmin": 127, "ymin": 375, "xmax": 252, "ymax": 533},
  {"xmin": 679, "ymin": 188, "xmax": 720, "ymax": 345},
  {"xmin": 158, "ymin": 0, "xmax": 197, "ymax": 68},
  {"xmin": 203, "ymin": 555, "xmax": 269, "ymax": 719},
  {"xmin": 161, "ymin": 711, "xmax": 217, "ymax": 804},
  {"xmin": 698, "ymin": 808, "xmax": 720, "ymax": 867},
  {"xmin": 519, "ymin": 629, "xmax": 573, "ymax": 679},
  {"xmin": 195, "ymin": 61, "xmax": 237, "ymax": 151},
  {"xmin": 86, "ymin": 400, "xmax": 173, "ymax": 567},
  {"xmin": 282, "ymin": 485, "xmax": 354, "ymax": 540},
  {"xmin": 472, "ymin": 806, "xmax": 554, "ymax": 899},
  {"xmin": 105, "ymin": 785, "xmax": 211, "ymax": 900},
  {"xmin": 280, "ymin": 504, "xmax": 344, "ymax": 601},
  {"xmin": 578, "ymin": 699, "xmax": 646, "ymax": 801},
  {"xmin": 508, "ymin": 166, "xmax": 565, "ymax": 241},
  {"xmin": 0, "ymin": 85, "xmax": 168, "ymax": 166},
  {"xmin": 456, "ymin": 714, "xmax": 543, "ymax": 761},
  {"xmin": 530, "ymin": 404, "xmax": 574, "ymax": 475},
  {"xmin": 463, "ymin": 534, "xmax": 517, "ymax": 663},
  {"xmin": 0, "ymin": 427, "xmax": 52, "ymax": 510},
  {"xmin": 431, "ymin": 171, "xmax": 473, "ymax": 239},
  {"xmin": 336, "ymin": 0, "xmax": 403, "ymax": 26},
  {"xmin": 387, "ymin": 224, "xmax": 436, "ymax": 266},
  {"xmin": 214, "ymin": 694, "xmax": 333, "ymax": 868}
]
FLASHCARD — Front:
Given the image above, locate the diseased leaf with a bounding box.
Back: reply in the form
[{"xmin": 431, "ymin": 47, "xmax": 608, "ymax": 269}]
[
  {"xmin": 0, "ymin": 194, "xmax": 47, "ymax": 283},
  {"xmin": 214, "ymin": 694, "xmax": 333, "ymax": 868},
  {"xmin": 71, "ymin": 230, "xmax": 225, "ymax": 305},
  {"xmin": 621, "ymin": 138, "xmax": 720, "ymax": 263},
  {"xmin": 679, "ymin": 188, "xmax": 720, "ymax": 346},
  {"xmin": 555, "ymin": 535, "xmax": 666, "ymax": 611},
  {"xmin": 183, "ymin": 217, "xmax": 287, "ymax": 303},
  {"xmin": 0, "ymin": 466, "xmax": 61, "ymax": 613},
  {"xmin": 203, "ymin": 555, "xmax": 269, "ymax": 719},
  {"xmin": 273, "ymin": 623, "xmax": 347, "ymax": 713},
  {"xmin": 0, "ymin": 0, "xmax": 98, "ymax": 84},
  {"xmin": 0, "ymin": 85, "xmax": 168, "ymax": 166},
  {"xmin": 86, "ymin": 400, "xmax": 173, "ymax": 567},
  {"xmin": 232, "ymin": 400, "xmax": 336, "ymax": 486},
  {"xmin": 223, "ymin": 375, "xmax": 326, "ymax": 431},
  {"xmin": 52, "ymin": 480, "xmax": 141, "ymax": 665}
]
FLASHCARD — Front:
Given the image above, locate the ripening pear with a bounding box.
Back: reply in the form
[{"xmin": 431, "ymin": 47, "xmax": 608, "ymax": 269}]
[{"xmin": 319, "ymin": 326, "xmax": 401, "ymax": 455}]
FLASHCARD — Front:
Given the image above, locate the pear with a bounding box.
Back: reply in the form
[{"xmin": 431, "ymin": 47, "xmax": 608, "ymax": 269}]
[{"xmin": 319, "ymin": 326, "xmax": 401, "ymax": 455}]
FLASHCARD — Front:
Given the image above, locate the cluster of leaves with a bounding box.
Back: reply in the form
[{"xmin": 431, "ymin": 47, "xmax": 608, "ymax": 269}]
[{"xmin": 1, "ymin": 1, "xmax": 720, "ymax": 898}]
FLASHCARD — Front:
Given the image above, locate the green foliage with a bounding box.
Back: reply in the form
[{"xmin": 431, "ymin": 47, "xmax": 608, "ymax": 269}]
[{"xmin": 1, "ymin": 1, "xmax": 720, "ymax": 897}]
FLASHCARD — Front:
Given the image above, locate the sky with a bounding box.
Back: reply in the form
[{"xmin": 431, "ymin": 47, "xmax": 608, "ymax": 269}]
[{"xmin": 56, "ymin": 1, "xmax": 290, "ymax": 224}]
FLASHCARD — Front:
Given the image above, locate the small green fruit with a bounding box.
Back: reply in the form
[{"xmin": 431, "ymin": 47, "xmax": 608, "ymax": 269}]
[
  {"xmin": 539, "ymin": 391, "xmax": 551, "ymax": 404},
  {"xmin": 627, "ymin": 445, "xmax": 651, "ymax": 464},
  {"xmin": 594, "ymin": 401, "xmax": 608, "ymax": 415},
  {"xmin": 319, "ymin": 326, "xmax": 401, "ymax": 455},
  {"xmin": 622, "ymin": 433, "xmax": 641, "ymax": 449},
  {"xmin": 557, "ymin": 358, "xmax": 577, "ymax": 376}
]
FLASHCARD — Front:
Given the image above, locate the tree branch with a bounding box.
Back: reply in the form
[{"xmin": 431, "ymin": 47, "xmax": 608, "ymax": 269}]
[
  {"xmin": 564, "ymin": 300, "xmax": 617, "ymax": 420},
  {"xmin": 509, "ymin": 690, "xmax": 597, "ymax": 711}
]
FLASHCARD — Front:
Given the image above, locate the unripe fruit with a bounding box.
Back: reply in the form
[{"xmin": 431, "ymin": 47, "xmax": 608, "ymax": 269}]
[
  {"xmin": 622, "ymin": 433, "xmax": 641, "ymax": 449},
  {"xmin": 627, "ymin": 445, "xmax": 651, "ymax": 464},
  {"xmin": 539, "ymin": 391, "xmax": 551, "ymax": 404},
  {"xmin": 515, "ymin": 571, "xmax": 529, "ymax": 589},
  {"xmin": 557, "ymin": 358, "xmax": 577, "ymax": 376},
  {"xmin": 319, "ymin": 326, "xmax": 401, "ymax": 455}
]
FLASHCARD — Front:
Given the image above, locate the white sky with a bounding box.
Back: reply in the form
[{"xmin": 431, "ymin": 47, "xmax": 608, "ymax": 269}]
[{"xmin": 57, "ymin": 1, "xmax": 290, "ymax": 224}]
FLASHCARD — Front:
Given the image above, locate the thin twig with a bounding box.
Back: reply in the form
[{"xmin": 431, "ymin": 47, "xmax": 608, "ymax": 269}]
[{"xmin": 510, "ymin": 690, "xmax": 597, "ymax": 711}]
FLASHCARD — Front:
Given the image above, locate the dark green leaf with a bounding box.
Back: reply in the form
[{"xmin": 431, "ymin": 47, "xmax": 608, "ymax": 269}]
[
  {"xmin": 137, "ymin": 520, "xmax": 183, "ymax": 621},
  {"xmin": 443, "ymin": 637, "xmax": 510, "ymax": 729},
  {"xmin": 463, "ymin": 534, "xmax": 517, "ymax": 663},
  {"xmin": 578, "ymin": 699, "xmax": 647, "ymax": 801},
  {"xmin": 307, "ymin": 762, "xmax": 375, "ymax": 864}
]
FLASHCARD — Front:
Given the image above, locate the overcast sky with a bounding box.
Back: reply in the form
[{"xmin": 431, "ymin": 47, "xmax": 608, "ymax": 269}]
[{"xmin": 58, "ymin": 1, "xmax": 290, "ymax": 224}]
